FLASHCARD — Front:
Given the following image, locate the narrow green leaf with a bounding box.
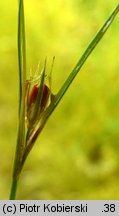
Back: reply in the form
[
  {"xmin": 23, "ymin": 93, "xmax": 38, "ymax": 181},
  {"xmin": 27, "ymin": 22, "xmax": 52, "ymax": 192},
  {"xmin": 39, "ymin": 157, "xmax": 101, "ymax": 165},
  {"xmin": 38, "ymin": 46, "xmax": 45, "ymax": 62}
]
[{"xmin": 44, "ymin": 4, "xmax": 119, "ymax": 120}]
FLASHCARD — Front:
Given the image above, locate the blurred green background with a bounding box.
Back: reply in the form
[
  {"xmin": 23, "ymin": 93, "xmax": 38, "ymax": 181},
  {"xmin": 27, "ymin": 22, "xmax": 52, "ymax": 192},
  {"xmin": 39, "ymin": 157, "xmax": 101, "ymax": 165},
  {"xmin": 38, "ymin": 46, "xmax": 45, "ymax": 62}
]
[{"xmin": 0, "ymin": 0, "xmax": 119, "ymax": 199}]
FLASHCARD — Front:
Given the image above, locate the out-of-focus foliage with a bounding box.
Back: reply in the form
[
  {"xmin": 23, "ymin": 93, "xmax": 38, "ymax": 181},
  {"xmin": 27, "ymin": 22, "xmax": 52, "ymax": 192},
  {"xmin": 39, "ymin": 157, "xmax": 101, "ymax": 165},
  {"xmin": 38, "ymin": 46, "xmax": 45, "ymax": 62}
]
[{"xmin": 0, "ymin": 0, "xmax": 119, "ymax": 199}]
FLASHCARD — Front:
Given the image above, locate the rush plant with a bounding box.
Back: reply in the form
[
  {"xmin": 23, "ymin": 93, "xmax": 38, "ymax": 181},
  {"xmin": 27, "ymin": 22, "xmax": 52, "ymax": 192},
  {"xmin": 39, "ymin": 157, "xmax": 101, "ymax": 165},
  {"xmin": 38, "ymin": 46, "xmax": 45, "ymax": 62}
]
[{"xmin": 9, "ymin": 0, "xmax": 119, "ymax": 199}]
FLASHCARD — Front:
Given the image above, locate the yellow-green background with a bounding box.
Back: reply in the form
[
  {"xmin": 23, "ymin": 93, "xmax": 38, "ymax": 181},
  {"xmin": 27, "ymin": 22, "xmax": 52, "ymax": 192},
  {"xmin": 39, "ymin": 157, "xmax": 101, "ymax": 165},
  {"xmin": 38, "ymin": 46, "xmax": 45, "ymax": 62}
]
[{"xmin": 0, "ymin": 0, "xmax": 119, "ymax": 199}]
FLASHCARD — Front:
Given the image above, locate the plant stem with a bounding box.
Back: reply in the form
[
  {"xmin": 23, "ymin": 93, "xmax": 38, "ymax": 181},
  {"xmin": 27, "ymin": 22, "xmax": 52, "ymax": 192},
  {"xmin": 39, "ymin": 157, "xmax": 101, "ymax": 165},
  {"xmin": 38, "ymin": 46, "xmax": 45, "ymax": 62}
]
[
  {"xmin": 9, "ymin": 178, "xmax": 18, "ymax": 200},
  {"xmin": 9, "ymin": 0, "xmax": 26, "ymax": 200}
]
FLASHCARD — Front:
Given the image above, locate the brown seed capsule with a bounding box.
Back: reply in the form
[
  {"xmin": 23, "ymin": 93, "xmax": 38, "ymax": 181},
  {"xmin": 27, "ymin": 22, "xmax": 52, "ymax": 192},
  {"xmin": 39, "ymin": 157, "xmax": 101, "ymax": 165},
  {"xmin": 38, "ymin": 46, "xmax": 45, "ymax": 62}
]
[
  {"xmin": 29, "ymin": 84, "xmax": 39, "ymax": 106},
  {"xmin": 28, "ymin": 84, "xmax": 50, "ymax": 112},
  {"xmin": 41, "ymin": 84, "xmax": 50, "ymax": 112}
]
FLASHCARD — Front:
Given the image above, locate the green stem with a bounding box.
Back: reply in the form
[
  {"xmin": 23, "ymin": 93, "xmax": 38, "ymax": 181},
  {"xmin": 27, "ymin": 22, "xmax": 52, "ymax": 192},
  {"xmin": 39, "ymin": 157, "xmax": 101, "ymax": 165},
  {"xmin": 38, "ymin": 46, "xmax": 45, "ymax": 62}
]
[
  {"xmin": 9, "ymin": 178, "xmax": 18, "ymax": 200},
  {"xmin": 9, "ymin": 0, "xmax": 26, "ymax": 200},
  {"xmin": 18, "ymin": 0, "xmax": 26, "ymax": 114}
]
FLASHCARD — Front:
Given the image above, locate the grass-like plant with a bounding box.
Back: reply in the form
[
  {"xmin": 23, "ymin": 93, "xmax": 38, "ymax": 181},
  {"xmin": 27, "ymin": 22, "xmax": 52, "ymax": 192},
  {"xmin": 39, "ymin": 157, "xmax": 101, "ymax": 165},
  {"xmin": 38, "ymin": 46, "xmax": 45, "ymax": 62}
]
[{"xmin": 9, "ymin": 0, "xmax": 119, "ymax": 200}]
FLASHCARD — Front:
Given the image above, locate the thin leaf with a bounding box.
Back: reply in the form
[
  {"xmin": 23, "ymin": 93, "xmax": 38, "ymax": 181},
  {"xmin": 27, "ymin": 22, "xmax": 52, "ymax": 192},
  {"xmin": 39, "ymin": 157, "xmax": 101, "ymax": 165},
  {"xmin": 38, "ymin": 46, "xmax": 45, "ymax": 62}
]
[{"xmin": 44, "ymin": 4, "xmax": 119, "ymax": 120}]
